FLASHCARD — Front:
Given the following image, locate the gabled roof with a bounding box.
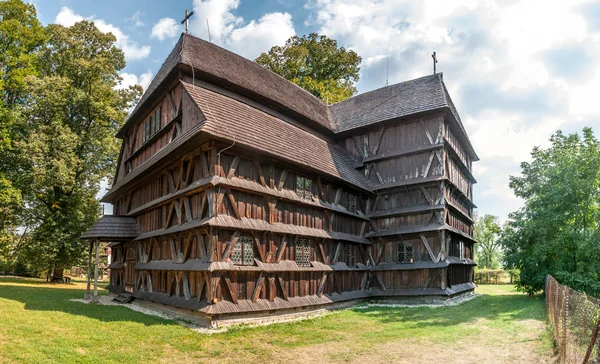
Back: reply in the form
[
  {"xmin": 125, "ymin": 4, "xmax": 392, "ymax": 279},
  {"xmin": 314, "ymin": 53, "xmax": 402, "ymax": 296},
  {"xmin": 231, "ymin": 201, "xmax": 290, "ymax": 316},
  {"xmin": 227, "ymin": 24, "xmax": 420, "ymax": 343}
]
[
  {"xmin": 330, "ymin": 74, "xmax": 446, "ymax": 132},
  {"xmin": 117, "ymin": 33, "xmax": 331, "ymax": 138},
  {"xmin": 80, "ymin": 215, "xmax": 141, "ymax": 241},
  {"xmin": 329, "ymin": 73, "xmax": 478, "ymax": 160},
  {"xmin": 181, "ymin": 81, "xmax": 373, "ymax": 191},
  {"xmin": 118, "ymin": 33, "xmax": 477, "ymax": 160}
]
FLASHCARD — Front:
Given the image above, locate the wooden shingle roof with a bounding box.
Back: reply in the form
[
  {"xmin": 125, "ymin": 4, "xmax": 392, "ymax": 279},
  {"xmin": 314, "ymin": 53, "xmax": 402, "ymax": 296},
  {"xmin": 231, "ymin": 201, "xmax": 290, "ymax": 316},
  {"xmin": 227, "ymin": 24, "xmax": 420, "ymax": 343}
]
[
  {"xmin": 181, "ymin": 81, "xmax": 374, "ymax": 191},
  {"xmin": 117, "ymin": 34, "xmax": 477, "ymax": 161},
  {"xmin": 80, "ymin": 215, "xmax": 141, "ymax": 241}
]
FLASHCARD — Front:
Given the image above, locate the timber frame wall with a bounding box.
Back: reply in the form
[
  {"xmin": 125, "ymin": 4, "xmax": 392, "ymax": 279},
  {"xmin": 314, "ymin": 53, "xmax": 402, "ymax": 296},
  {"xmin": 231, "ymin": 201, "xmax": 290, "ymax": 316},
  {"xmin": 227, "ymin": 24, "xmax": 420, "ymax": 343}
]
[{"xmin": 104, "ymin": 67, "xmax": 477, "ymax": 319}]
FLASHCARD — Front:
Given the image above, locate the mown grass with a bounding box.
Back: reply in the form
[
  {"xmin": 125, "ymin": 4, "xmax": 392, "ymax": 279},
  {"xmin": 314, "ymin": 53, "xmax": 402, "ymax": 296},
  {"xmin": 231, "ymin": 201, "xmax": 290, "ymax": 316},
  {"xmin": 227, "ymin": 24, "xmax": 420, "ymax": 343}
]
[{"xmin": 0, "ymin": 278, "xmax": 553, "ymax": 363}]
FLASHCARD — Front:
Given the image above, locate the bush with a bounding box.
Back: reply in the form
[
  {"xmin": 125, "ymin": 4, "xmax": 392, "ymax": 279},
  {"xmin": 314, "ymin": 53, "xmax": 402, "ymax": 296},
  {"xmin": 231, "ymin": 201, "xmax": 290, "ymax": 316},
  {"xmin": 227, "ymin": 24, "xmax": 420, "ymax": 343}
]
[{"xmin": 475, "ymin": 269, "xmax": 514, "ymax": 284}]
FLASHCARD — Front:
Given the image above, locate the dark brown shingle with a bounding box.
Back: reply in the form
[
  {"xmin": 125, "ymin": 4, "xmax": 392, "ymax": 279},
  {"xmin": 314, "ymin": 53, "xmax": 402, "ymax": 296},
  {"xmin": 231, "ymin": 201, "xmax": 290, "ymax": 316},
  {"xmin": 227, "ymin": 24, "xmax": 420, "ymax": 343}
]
[{"xmin": 181, "ymin": 81, "xmax": 373, "ymax": 191}]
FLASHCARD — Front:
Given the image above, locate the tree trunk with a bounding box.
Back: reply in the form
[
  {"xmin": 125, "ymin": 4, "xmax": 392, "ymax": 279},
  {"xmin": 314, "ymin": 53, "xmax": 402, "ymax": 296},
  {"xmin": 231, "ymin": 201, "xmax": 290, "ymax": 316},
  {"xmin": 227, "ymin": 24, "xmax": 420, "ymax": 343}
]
[{"xmin": 52, "ymin": 265, "xmax": 65, "ymax": 281}]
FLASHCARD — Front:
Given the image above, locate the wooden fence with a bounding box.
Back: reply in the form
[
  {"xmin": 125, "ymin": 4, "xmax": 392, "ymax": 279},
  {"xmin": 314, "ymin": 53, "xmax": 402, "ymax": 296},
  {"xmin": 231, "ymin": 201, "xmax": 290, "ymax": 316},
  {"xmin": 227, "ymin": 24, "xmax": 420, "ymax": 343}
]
[{"xmin": 546, "ymin": 275, "xmax": 600, "ymax": 363}]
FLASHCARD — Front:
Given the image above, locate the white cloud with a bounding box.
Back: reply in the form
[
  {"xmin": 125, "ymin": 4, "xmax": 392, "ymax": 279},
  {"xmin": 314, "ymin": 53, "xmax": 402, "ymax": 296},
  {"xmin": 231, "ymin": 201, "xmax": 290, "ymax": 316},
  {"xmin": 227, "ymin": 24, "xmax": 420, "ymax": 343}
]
[
  {"xmin": 116, "ymin": 70, "xmax": 153, "ymax": 91},
  {"xmin": 126, "ymin": 10, "xmax": 145, "ymax": 28},
  {"xmin": 54, "ymin": 7, "xmax": 151, "ymax": 61},
  {"xmin": 190, "ymin": 0, "xmax": 295, "ymax": 59},
  {"xmin": 152, "ymin": 18, "xmax": 181, "ymax": 41},
  {"xmin": 306, "ymin": 0, "xmax": 600, "ymax": 219}
]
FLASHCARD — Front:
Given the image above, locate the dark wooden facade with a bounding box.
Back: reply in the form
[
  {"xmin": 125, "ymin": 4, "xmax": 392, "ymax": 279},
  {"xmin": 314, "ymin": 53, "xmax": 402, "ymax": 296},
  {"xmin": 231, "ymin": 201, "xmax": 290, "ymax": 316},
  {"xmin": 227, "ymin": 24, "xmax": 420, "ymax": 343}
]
[{"xmin": 98, "ymin": 34, "xmax": 478, "ymax": 319}]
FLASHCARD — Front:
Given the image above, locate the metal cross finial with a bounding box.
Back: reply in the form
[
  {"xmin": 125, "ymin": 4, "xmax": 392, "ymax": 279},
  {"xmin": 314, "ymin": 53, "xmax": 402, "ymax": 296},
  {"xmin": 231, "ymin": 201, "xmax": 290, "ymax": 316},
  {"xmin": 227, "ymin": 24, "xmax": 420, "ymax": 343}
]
[
  {"xmin": 181, "ymin": 9, "xmax": 194, "ymax": 34},
  {"xmin": 432, "ymin": 52, "xmax": 438, "ymax": 74}
]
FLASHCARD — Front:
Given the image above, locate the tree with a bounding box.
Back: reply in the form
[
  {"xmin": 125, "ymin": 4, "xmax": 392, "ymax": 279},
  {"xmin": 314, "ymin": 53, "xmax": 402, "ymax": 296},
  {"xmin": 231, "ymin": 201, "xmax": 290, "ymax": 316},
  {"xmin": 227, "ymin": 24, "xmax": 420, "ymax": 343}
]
[
  {"xmin": 14, "ymin": 20, "xmax": 141, "ymax": 279},
  {"xmin": 474, "ymin": 214, "xmax": 502, "ymax": 269},
  {"xmin": 500, "ymin": 128, "xmax": 600, "ymax": 295},
  {"xmin": 255, "ymin": 33, "xmax": 361, "ymax": 104},
  {"xmin": 0, "ymin": 0, "xmax": 46, "ymax": 238}
]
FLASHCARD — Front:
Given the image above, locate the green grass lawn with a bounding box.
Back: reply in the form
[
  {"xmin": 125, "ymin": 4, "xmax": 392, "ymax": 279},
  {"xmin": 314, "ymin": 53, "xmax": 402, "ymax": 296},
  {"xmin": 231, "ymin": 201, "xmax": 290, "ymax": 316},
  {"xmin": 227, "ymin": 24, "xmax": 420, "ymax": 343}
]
[{"xmin": 0, "ymin": 278, "xmax": 553, "ymax": 363}]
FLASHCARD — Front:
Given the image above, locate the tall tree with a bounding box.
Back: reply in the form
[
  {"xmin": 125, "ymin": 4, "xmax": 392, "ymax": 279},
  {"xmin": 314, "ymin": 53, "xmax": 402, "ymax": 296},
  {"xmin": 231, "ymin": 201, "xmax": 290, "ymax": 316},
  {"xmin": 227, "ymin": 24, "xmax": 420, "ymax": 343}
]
[
  {"xmin": 0, "ymin": 0, "xmax": 46, "ymax": 236},
  {"xmin": 500, "ymin": 128, "xmax": 600, "ymax": 295},
  {"xmin": 255, "ymin": 33, "xmax": 361, "ymax": 104},
  {"xmin": 16, "ymin": 20, "xmax": 141, "ymax": 279},
  {"xmin": 474, "ymin": 214, "xmax": 502, "ymax": 269}
]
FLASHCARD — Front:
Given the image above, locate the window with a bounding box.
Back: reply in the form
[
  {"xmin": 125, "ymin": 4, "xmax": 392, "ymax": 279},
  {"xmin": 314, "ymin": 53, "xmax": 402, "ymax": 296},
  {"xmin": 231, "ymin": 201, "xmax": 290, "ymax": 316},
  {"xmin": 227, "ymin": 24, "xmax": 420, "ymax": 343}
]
[
  {"xmin": 142, "ymin": 106, "xmax": 162, "ymax": 144},
  {"xmin": 295, "ymin": 238, "xmax": 311, "ymax": 267},
  {"xmin": 231, "ymin": 236, "xmax": 254, "ymax": 265},
  {"xmin": 345, "ymin": 244, "xmax": 356, "ymax": 267},
  {"xmin": 295, "ymin": 176, "xmax": 313, "ymax": 200},
  {"xmin": 397, "ymin": 242, "xmax": 413, "ymax": 263},
  {"xmin": 344, "ymin": 193, "xmax": 357, "ymax": 213}
]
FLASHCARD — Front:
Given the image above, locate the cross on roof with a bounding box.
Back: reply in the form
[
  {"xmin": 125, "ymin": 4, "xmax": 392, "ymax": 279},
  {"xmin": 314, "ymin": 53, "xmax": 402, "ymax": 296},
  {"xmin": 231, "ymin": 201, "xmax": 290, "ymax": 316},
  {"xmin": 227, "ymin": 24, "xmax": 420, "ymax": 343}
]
[
  {"xmin": 181, "ymin": 9, "xmax": 194, "ymax": 34},
  {"xmin": 432, "ymin": 52, "xmax": 438, "ymax": 74}
]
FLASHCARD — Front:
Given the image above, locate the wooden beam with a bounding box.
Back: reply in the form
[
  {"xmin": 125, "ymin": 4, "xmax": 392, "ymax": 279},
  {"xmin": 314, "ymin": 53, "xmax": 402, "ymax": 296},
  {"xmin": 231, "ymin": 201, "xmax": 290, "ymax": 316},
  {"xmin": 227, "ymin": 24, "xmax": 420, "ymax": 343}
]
[
  {"xmin": 251, "ymin": 273, "xmax": 265, "ymax": 302},
  {"xmin": 420, "ymin": 234, "xmax": 443, "ymax": 263},
  {"xmin": 316, "ymin": 176, "xmax": 325, "ymax": 201},
  {"xmin": 317, "ymin": 272, "xmax": 327, "ymax": 297},
  {"xmin": 334, "ymin": 188, "xmax": 342, "ymax": 205},
  {"xmin": 420, "ymin": 119, "xmax": 434, "ymax": 144},
  {"xmin": 318, "ymin": 242, "xmax": 327, "ymax": 264},
  {"xmin": 200, "ymin": 151, "xmax": 209, "ymax": 178},
  {"xmin": 225, "ymin": 188, "xmax": 241, "ymax": 219},
  {"xmin": 252, "ymin": 234, "xmax": 267, "ymax": 262},
  {"xmin": 168, "ymin": 90, "xmax": 177, "ymax": 118},
  {"xmin": 197, "ymin": 232, "xmax": 207, "ymax": 262},
  {"xmin": 372, "ymin": 128, "xmax": 385, "ymax": 156},
  {"xmin": 268, "ymin": 277, "xmax": 276, "ymax": 302},
  {"xmin": 93, "ymin": 240, "xmax": 100, "ymax": 300},
  {"xmin": 183, "ymin": 231, "xmax": 193, "ymax": 262},
  {"xmin": 353, "ymin": 135, "xmax": 367, "ymax": 158},
  {"xmin": 333, "ymin": 242, "xmax": 342, "ymax": 263},
  {"xmin": 375, "ymin": 272, "xmax": 386, "ymax": 291},
  {"xmin": 253, "ymin": 160, "xmax": 266, "ymax": 187},
  {"xmin": 182, "ymin": 272, "xmax": 191, "ymax": 300},
  {"xmin": 223, "ymin": 274, "xmax": 238, "ymax": 304},
  {"xmin": 184, "ymin": 196, "xmax": 193, "ymax": 223},
  {"xmin": 277, "ymin": 169, "xmax": 287, "ymax": 191},
  {"xmin": 276, "ymin": 236, "xmax": 287, "ymax": 263},
  {"xmin": 227, "ymin": 156, "xmax": 240, "ymax": 179},
  {"xmin": 360, "ymin": 272, "xmax": 369, "ymax": 290},
  {"xmin": 277, "ymin": 276, "xmax": 288, "ymax": 301},
  {"xmin": 85, "ymin": 241, "xmax": 93, "ymax": 300},
  {"xmin": 221, "ymin": 231, "xmax": 240, "ymax": 261},
  {"xmin": 197, "ymin": 272, "xmax": 206, "ymax": 302},
  {"xmin": 423, "ymin": 152, "xmax": 435, "ymax": 178}
]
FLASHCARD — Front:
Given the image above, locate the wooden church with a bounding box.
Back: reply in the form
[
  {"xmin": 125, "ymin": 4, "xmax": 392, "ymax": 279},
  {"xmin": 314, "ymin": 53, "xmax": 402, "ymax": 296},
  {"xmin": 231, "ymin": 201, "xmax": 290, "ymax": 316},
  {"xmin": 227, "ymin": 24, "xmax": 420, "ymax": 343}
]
[{"xmin": 81, "ymin": 33, "xmax": 478, "ymax": 322}]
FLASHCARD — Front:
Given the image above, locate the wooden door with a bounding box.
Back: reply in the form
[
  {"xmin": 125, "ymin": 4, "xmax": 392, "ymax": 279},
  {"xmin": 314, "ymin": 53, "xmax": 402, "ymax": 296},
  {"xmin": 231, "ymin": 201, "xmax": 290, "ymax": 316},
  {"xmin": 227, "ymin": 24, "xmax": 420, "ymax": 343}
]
[{"xmin": 124, "ymin": 248, "xmax": 135, "ymax": 293}]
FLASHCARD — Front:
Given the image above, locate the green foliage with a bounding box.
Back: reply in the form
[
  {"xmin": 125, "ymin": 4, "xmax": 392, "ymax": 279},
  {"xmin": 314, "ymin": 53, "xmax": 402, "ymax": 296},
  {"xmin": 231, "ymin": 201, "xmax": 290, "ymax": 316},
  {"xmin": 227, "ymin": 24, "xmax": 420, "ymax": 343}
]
[
  {"xmin": 0, "ymin": 2, "xmax": 141, "ymax": 277},
  {"xmin": 501, "ymin": 127, "xmax": 600, "ymax": 296},
  {"xmin": 255, "ymin": 33, "xmax": 361, "ymax": 104},
  {"xmin": 474, "ymin": 214, "xmax": 502, "ymax": 269},
  {"xmin": 0, "ymin": 0, "xmax": 45, "ymax": 238}
]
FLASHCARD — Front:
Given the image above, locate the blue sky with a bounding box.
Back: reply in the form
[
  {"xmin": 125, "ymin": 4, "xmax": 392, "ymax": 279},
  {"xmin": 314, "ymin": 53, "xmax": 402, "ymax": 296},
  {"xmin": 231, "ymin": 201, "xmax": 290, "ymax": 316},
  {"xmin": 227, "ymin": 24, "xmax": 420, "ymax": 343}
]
[{"xmin": 31, "ymin": 0, "xmax": 600, "ymax": 221}]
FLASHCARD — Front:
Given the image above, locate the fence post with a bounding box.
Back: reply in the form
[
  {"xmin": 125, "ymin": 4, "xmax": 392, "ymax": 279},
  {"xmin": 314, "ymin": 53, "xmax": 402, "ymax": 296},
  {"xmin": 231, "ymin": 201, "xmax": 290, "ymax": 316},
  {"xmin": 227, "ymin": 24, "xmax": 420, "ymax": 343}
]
[
  {"xmin": 583, "ymin": 317, "xmax": 600, "ymax": 363},
  {"xmin": 562, "ymin": 287, "xmax": 569, "ymax": 363}
]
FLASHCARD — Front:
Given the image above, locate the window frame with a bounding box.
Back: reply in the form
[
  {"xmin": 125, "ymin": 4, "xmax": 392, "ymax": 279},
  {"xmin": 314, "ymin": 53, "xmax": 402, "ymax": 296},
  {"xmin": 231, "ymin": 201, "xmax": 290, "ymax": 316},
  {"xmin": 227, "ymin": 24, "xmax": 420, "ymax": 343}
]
[
  {"xmin": 345, "ymin": 244, "xmax": 356, "ymax": 267},
  {"xmin": 141, "ymin": 106, "xmax": 162, "ymax": 144},
  {"xmin": 295, "ymin": 238, "xmax": 311, "ymax": 267},
  {"xmin": 231, "ymin": 236, "xmax": 255, "ymax": 266},
  {"xmin": 344, "ymin": 192, "xmax": 357, "ymax": 213},
  {"xmin": 397, "ymin": 241, "xmax": 414, "ymax": 263},
  {"xmin": 295, "ymin": 176, "xmax": 313, "ymax": 200}
]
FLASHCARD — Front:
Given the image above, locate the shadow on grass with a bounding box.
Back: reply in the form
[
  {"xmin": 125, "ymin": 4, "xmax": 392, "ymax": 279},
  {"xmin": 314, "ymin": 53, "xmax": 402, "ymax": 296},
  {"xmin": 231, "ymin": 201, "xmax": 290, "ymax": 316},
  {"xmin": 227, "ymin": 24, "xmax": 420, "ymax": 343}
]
[{"xmin": 0, "ymin": 280, "xmax": 177, "ymax": 327}]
